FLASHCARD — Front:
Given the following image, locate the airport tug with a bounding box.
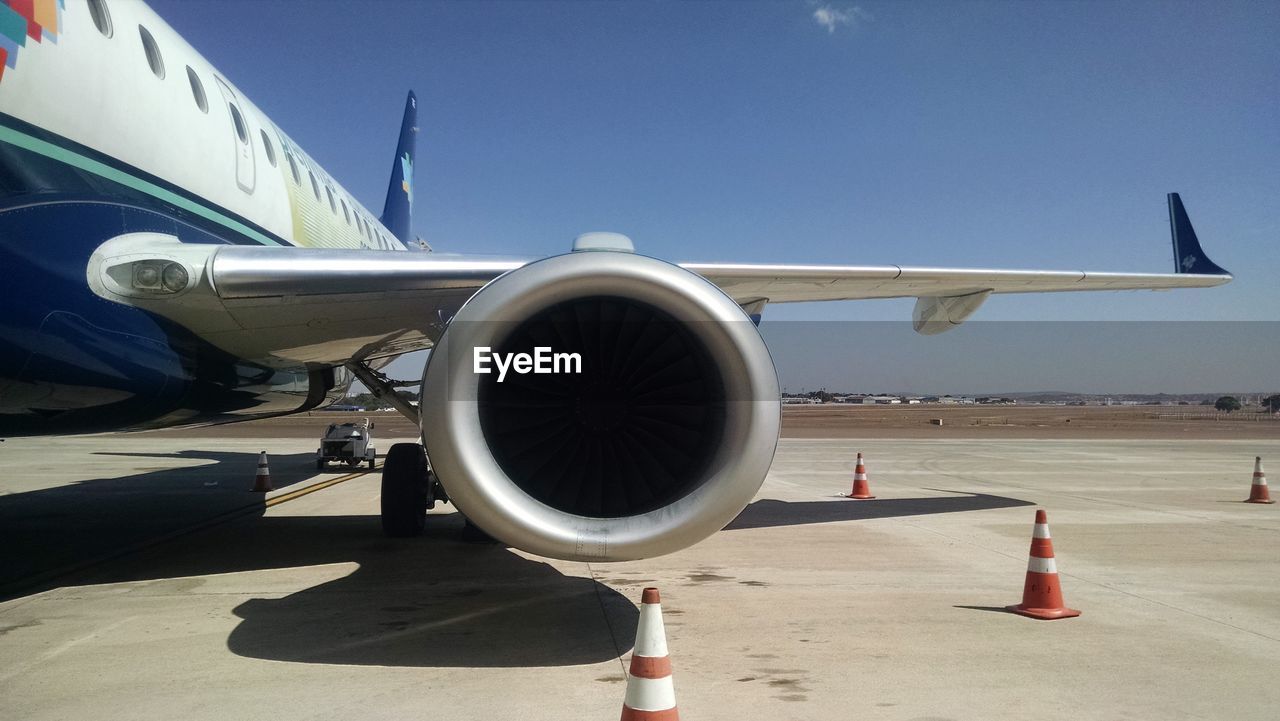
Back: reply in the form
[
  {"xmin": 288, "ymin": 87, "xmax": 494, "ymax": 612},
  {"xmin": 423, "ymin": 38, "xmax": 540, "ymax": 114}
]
[{"xmin": 316, "ymin": 419, "xmax": 377, "ymax": 470}]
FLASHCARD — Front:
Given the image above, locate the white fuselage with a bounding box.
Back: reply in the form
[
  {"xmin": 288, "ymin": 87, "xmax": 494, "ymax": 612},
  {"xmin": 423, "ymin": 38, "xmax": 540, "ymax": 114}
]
[{"xmin": 0, "ymin": 0, "xmax": 403, "ymax": 251}]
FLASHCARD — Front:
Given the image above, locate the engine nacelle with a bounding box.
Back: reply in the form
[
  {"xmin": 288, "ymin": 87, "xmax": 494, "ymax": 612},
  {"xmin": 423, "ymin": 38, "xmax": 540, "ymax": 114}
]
[{"xmin": 419, "ymin": 250, "xmax": 780, "ymax": 561}]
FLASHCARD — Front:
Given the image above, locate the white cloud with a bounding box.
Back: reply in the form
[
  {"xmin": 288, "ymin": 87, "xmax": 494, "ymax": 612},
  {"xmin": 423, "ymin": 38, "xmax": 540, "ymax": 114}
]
[{"xmin": 811, "ymin": 4, "xmax": 872, "ymax": 34}]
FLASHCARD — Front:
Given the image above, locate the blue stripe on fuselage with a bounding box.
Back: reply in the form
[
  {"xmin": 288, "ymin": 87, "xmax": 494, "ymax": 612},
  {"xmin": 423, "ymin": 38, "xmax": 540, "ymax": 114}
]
[
  {"xmin": 0, "ymin": 123, "xmax": 342, "ymax": 435},
  {"xmin": 0, "ymin": 111, "xmax": 291, "ymax": 248}
]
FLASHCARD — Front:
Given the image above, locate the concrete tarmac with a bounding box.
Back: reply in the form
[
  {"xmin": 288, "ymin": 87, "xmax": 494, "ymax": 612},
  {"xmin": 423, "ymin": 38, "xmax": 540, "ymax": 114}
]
[{"xmin": 2, "ymin": 434, "xmax": 1279, "ymax": 719}]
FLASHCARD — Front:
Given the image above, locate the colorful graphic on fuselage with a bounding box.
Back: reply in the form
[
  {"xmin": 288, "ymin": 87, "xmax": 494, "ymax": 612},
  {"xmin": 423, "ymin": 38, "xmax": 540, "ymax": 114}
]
[{"xmin": 0, "ymin": 0, "xmax": 64, "ymax": 82}]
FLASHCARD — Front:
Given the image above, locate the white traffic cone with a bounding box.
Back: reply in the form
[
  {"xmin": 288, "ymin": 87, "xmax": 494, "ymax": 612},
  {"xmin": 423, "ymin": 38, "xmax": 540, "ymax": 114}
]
[
  {"xmin": 621, "ymin": 587, "xmax": 678, "ymax": 720},
  {"xmin": 251, "ymin": 451, "xmax": 273, "ymax": 492},
  {"xmin": 1246, "ymin": 456, "xmax": 1274, "ymax": 504}
]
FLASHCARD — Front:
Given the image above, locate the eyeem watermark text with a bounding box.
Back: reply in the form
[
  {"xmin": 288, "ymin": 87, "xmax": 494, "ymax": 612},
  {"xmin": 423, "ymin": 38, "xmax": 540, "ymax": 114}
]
[{"xmin": 474, "ymin": 346, "xmax": 582, "ymax": 382}]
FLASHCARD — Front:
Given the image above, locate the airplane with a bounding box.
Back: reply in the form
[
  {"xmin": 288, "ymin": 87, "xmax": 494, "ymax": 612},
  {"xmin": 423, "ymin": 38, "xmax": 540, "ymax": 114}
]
[{"xmin": 0, "ymin": 1, "xmax": 1231, "ymax": 562}]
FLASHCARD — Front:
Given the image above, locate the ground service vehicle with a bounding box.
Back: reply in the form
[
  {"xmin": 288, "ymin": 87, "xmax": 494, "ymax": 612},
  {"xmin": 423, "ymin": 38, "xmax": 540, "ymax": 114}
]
[{"xmin": 317, "ymin": 420, "xmax": 376, "ymax": 470}]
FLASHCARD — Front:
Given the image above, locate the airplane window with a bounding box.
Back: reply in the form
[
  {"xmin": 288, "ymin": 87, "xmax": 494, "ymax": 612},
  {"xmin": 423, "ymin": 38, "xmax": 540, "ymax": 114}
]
[
  {"xmin": 308, "ymin": 171, "xmax": 320, "ymax": 201},
  {"xmin": 228, "ymin": 103, "xmax": 248, "ymax": 143},
  {"xmin": 260, "ymin": 130, "xmax": 277, "ymax": 167},
  {"xmin": 139, "ymin": 26, "xmax": 164, "ymax": 80},
  {"xmin": 340, "ymin": 199, "xmax": 350, "ymax": 224},
  {"xmin": 186, "ymin": 67, "xmax": 208, "ymax": 113},
  {"xmin": 325, "ymin": 186, "xmax": 336, "ymax": 213},
  {"xmin": 285, "ymin": 152, "xmax": 300, "ymax": 184},
  {"xmin": 87, "ymin": 0, "xmax": 112, "ymax": 38}
]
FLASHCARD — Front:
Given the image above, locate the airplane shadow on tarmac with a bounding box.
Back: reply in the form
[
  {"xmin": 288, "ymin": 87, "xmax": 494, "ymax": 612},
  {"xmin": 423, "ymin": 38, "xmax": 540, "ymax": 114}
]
[
  {"xmin": 2, "ymin": 449, "xmax": 1032, "ymax": 668},
  {"xmin": 723, "ymin": 489, "xmax": 1034, "ymax": 531},
  {"xmin": 0, "ymin": 450, "xmax": 321, "ymax": 598},
  {"xmin": 220, "ymin": 515, "xmax": 638, "ymax": 668},
  {"xmin": 0, "ymin": 449, "xmax": 638, "ymax": 668}
]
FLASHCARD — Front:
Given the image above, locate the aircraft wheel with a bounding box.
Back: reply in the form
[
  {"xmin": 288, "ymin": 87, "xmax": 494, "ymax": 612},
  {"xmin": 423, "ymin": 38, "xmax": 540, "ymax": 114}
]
[{"xmin": 381, "ymin": 443, "xmax": 429, "ymax": 537}]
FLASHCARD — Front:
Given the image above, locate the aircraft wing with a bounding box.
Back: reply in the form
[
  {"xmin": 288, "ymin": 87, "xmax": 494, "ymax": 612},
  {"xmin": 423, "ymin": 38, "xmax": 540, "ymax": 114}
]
[
  {"xmin": 96, "ymin": 194, "xmax": 1229, "ymax": 365},
  {"xmin": 690, "ymin": 193, "xmax": 1231, "ymax": 305},
  {"xmin": 687, "ymin": 261, "xmax": 1228, "ymax": 303}
]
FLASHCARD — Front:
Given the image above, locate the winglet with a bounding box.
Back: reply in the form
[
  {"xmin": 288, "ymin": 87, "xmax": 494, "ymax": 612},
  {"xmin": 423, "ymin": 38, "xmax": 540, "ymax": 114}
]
[
  {"xmin": 380, "ymin": 91, "xmax": 417, "ymax": 245},
  {"xmin": 1168, "ymin": 193, "xmax": 1229, "ymax": 276}
]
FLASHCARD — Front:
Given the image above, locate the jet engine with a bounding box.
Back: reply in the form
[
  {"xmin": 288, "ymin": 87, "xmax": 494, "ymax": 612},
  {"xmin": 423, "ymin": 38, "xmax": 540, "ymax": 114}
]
[{"xmin": 419, "ymin": 249, "xmax": 779, "ymax": 561}]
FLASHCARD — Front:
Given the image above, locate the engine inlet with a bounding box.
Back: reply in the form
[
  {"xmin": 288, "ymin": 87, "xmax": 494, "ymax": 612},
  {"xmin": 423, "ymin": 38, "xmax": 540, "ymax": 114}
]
[{"xmin": 478, "ymin": 296, "xmax": 726, "ymax": 518}]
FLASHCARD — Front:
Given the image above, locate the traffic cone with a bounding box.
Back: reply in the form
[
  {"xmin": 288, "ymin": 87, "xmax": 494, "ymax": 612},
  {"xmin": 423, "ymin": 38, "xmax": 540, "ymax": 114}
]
[
  {"xmin": 1245, "ymin": 456, "xmax": 1274, "ymax": 504},
  {"xmin": 1007, "ymin": 510, "xmax": 1080, "ymax": 620},
  {"xmin": 251, "ymin": 451, "xmax": 274, "ymax": 492},
  {"xmin": 846, "ymin": 452, "xmax": 875, "ymax": 499},
  {"xmin": 621, "ymin": 588, "xmax": 678, "ymax": 721}
]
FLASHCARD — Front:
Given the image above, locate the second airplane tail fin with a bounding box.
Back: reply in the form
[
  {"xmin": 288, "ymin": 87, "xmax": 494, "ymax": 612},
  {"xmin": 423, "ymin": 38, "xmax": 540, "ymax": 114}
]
[
  {"xmin": 380, "ymin": 91, "xmax": 417, "ymax": 246},
  {"xmin": 1168, "ymin": 193, "xmax": 1229, "ymax": 276}
]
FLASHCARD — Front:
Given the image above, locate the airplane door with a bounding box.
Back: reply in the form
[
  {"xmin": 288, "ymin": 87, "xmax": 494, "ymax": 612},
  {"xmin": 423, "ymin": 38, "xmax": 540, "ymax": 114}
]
[{"xmin": 214, "ymin": 77, "xmax": 256, "ymax": 193}]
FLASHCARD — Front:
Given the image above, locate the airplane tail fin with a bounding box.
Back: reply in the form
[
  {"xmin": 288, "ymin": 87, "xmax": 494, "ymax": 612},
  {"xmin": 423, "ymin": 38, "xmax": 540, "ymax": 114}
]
[
  {"xmin": 1168, "ymin": 193, "xmax": 1229, "ymax": 276},
  {"xmin": 380, "ymin": 91, "xmax": 417, "ymax": 245}
]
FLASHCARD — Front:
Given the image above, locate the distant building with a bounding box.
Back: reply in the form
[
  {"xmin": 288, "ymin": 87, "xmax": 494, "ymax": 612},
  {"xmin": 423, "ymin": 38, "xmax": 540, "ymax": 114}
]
[
  {"xmin": 831, "ymin": 395, "xmax": 864, "ymax": 404},
  {"xmin": 781, "ymin": 396, "xmax": 822, "ymax": 405}
]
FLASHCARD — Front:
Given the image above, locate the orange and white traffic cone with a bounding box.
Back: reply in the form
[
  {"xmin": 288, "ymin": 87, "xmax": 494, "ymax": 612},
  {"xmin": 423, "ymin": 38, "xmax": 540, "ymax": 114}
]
[
  {"xmin": 1007, "ymin": 509, "xmax": 1080, "ymax": 620},
  {"xmin": 621, "ymin": 588, "xmax": 678, "ymax": 721},
  {"xmin": 846, "ymin": 452, "xmax": 875, "ymax": 499},
  {"xmin": 1245, "ymin": 456, "xmax": 1274, "ymax": 504},
  {"xmin": 251, "ymin": 451, "xmax": 274, "ymax": 492}
]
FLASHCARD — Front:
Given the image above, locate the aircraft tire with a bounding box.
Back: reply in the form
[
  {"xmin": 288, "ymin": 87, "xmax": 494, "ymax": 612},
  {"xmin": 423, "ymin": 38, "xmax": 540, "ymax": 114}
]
[{"xmin": 381, "ymin": 443, "xmax": 429, "ymax": 537}]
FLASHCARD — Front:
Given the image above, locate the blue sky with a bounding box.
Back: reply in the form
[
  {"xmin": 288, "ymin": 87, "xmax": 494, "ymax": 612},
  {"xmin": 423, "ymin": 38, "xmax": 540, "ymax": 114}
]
[{"xmin": 150, "ymin": 1, "xmax": 1278, "ymax": 390}]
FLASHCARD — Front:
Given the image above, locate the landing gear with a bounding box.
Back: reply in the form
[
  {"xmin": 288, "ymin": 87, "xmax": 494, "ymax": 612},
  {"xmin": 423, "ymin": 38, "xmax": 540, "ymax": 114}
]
[
  {"xmin": 381, "ymin": 443, "xmax": 430, "ymax": 537},
  {"xmin": 380, "ymin": 443, "xmax": 448, "ymax": 537}
]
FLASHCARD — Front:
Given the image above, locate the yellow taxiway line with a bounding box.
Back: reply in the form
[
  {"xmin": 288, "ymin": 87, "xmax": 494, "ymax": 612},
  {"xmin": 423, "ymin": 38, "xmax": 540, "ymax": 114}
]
[{"xmin": 265, "ymin": 464, "xmax": 380, "ymax": 508}]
